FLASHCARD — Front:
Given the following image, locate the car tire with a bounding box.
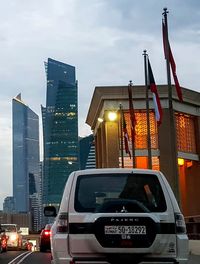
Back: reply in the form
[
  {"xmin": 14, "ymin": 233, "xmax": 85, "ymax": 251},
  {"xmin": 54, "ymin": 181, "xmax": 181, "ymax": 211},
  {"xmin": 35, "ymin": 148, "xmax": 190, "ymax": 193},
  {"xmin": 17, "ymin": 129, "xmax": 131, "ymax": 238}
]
[{"xmin": 2, "ymin": 245, "xmax": 7, "ymax": 253}]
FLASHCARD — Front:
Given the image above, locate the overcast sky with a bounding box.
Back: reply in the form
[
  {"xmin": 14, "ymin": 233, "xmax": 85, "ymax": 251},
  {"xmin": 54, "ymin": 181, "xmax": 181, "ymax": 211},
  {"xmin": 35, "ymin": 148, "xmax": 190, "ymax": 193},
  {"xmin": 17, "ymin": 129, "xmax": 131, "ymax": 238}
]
[{"xmin": 0, "ymin": 0, "xmax": 199, "ymax": 209}]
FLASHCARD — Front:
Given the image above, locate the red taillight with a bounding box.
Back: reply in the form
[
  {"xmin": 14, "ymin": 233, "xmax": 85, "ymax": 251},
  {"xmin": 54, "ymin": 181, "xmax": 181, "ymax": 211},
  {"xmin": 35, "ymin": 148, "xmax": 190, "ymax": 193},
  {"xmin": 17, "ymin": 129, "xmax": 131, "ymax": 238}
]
[
  {"xmin": 57, "ymin": 212, "xmax": 68, "ymax": 233},
  {"xmin": 2, "ymin": 239, "xmax": 7, "ymax": 247},
  {"xmin": 175, "ymin": 213, "xmax": 187, "ymax": 234},
  {"xmin": 44, "ymin": 230, "xmax": 51, "ymax": 236}
]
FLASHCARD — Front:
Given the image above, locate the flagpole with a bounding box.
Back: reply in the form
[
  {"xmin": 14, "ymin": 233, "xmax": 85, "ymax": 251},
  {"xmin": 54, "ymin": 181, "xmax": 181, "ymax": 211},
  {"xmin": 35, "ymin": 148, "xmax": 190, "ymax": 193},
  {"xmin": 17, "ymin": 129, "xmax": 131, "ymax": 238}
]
[
  {"xmin": 119, "ymin": 104, "xmax": 124, "ymax": 168},
  {"xmin": 128, "ymin": 81, "xmax": 136, "ymax": 168},
  {"xmin": 163, "ymin": 8, "xmax": 173, "ymax": 110},
  {"xmin": 143, "ymin": 50, "xmax": 152, "ymax": 169},
  {"xmin": 163, "ymin": 7, "xmax": 180, "ymax": 203}
]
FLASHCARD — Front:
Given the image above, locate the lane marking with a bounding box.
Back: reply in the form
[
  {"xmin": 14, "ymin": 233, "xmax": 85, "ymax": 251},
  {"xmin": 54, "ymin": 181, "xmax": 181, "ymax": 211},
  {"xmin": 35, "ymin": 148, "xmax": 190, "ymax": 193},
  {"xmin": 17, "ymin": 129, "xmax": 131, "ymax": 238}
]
[
  {"xmin": 7, "ymin": 251, "xmax": 32, "ymax": 264},
  {"xmin": 17, "ymin": 251, "xmax": 33, "ymax": 264}
]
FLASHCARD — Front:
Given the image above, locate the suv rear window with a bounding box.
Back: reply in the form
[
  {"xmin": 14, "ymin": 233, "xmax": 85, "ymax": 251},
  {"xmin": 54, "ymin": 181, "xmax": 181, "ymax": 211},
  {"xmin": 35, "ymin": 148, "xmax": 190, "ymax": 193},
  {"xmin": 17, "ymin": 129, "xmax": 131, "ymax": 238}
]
[
  {"xmin": 75, "ymin": 173, "xmax": 167, "ymax": 213},
  {"xmin": 2, "ymin": 225, "xmax": 17, "ymax": 232}
]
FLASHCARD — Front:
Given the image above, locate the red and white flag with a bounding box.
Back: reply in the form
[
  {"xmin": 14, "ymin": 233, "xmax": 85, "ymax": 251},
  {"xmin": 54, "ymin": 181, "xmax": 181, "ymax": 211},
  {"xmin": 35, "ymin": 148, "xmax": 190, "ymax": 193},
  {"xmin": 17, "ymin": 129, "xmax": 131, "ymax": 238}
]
[
  {"xmin": 128, "ymin": 83, "xmax": 136, "ymax": 142},
  {"xmin": 148, "ymin": 58, "xmax": 163, "ymax": 125},
  {"xmin": 162, "ymin": 19, "xmax": 183, "ymax": 102},
  {"xmin": 122, "ymin": 111, "xmax": 131, "ymax": 159}
]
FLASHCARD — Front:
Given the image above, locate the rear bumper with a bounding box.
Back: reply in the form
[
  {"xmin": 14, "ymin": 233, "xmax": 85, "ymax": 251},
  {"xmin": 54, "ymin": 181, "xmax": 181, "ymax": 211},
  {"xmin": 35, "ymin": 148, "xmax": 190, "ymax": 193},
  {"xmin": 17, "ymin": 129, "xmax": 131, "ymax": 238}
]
[
  {"xmin": 7, "ymin": 241, "xmax": 18, "ymax": 248},
  {"xmin": 40, "ymin": 240, "xmax": 51, "ymax": 248},
  {"xmin": 52, "ymin": 256, "xmax": 188, "ymax": 264}
]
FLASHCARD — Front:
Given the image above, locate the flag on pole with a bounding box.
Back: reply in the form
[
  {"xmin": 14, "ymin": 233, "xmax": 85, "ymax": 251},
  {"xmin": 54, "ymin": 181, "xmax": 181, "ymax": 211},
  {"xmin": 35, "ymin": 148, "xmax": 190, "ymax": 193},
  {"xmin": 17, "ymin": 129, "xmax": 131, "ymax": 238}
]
[
  {"xmin": 147, "ymin": 58, "xmax": 163, "ymax": 125},
  {"xmin": 128, "ymin": 82, "xmax": 136, "ymax": 141},
  {"xmin": 122, "ymin": 111, "xmax": 131, "ymax": 159},
  {"xmin": 162, "ymin": 19, "xmax": 183, "ymax": 102}
]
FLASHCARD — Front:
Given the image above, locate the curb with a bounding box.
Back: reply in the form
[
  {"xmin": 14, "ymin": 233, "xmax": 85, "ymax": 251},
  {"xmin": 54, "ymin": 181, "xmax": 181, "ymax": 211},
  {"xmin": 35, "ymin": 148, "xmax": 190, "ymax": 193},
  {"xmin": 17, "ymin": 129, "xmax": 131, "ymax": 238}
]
[{"xmin": 189, "ymin": 240, "xmax": 200, "ymax": 255}]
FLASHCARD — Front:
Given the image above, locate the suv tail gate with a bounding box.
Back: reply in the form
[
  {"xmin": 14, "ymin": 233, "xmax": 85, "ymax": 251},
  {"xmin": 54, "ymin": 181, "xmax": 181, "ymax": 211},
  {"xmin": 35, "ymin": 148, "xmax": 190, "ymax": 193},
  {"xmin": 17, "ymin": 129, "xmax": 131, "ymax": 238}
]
[{"xmin": 68, "ymin": 170, "xmax": 177, "ymax": 257}]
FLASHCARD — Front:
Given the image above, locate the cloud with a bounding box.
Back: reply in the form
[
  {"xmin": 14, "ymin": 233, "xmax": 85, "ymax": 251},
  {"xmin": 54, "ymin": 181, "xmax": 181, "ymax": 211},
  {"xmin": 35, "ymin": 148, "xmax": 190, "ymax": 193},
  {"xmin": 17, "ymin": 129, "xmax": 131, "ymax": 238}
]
[
  {"xmin": 0, "ymin": 116, "xmax": 12, "ymax": 208},
  {"xmin": 0, "ymin": 0, "xmax": 199, "ymax": 208}
]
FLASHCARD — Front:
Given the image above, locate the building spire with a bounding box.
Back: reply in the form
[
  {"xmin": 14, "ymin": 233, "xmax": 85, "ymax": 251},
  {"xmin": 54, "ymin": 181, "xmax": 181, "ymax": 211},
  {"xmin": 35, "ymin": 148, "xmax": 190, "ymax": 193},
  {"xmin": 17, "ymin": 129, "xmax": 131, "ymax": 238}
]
[{"xmin": 16, "ymin": 93, "xmax": 21, "ymax": 101}]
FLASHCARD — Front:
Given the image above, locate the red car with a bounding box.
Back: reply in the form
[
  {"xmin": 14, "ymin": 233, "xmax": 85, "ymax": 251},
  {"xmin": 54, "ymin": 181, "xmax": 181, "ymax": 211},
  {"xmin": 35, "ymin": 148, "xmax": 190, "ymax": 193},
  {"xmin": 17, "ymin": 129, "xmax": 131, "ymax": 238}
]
[
  {"xmin": 39, "ymin": 224, "xmax": 52, "ymax": 252},
  {"xmin": 0, "ymin": 225, "xmax": 7, "ymax": 253}
]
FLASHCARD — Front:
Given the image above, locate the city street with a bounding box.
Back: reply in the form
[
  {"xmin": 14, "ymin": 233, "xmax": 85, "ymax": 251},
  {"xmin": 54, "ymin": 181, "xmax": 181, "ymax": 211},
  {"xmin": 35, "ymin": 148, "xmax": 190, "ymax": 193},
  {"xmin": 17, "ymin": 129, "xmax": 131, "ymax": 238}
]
[{"xmin": 0, "ymin": 251, "xmax": 200, "ymax": 264}]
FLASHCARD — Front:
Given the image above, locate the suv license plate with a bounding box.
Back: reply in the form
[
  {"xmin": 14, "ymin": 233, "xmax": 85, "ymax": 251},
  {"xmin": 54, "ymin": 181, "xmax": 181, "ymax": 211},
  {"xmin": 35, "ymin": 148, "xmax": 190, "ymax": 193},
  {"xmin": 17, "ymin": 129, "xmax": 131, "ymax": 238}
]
[{"xmin": 104, "ymin": 225, "xmax": 146, "ymax": 235}]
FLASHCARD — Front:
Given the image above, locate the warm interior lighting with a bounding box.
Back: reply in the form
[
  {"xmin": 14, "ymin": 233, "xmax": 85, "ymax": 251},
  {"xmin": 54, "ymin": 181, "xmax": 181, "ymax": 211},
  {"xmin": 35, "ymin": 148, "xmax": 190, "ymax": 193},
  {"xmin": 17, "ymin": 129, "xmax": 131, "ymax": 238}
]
[
  {"xmin": 186, "ymin": 160, "xmax": 193, "ymax": 168},
  {"xmin": 123, "ymin": 111, "xmax": 158, "ymax": 150},
  {"xmin": 108, "ymin": 111, "xmax": 117, "ymax": 121},
  {"xmin": 98, "ymin": 117, "xmax": 103, "ymax": 123},
  {"xmin": 178, "ymin": 158, "xmax": 184, "ymax": 166}
]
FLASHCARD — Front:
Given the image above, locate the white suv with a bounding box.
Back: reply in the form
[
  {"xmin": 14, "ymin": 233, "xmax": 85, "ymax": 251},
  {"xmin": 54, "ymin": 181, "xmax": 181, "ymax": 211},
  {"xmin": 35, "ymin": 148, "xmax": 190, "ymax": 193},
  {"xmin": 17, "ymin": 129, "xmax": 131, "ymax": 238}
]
[
  {"xmin": 45, "ymin": 168, "xmax": 189, "ymax": 264},
  {"xmin": 1, "ymin": 224, "xmax": 22, "ymax": 250}
]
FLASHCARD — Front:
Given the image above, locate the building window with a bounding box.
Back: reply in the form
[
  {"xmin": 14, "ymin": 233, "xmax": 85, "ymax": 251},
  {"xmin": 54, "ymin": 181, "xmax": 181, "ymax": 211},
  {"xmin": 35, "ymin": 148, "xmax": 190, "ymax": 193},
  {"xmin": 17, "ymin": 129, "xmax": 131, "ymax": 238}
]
[
  {"xmin": 119, "ymin": 111, "xmax": 159, "ymax": 169},
  {"xmin": 175, "ymin": 113, "xmax": 196, "ymax": 153},
  {"xmin": 120, "ymin": 156, "xmax": 160, "ymax": 170},
  {"xmin": 124, "ymin": 111, "xmax": 158, "ymax": 150}
]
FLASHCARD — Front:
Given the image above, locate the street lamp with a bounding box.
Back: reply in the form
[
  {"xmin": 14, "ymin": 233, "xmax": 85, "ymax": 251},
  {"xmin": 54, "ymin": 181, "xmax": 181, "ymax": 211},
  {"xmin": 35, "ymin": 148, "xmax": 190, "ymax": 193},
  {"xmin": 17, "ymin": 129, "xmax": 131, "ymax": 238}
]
[
  {"xmin": 178, "ymin": 158, "xmax": 184, "ymax": 166},
  {"xmin": 98, "ymin": 117, "xmax": 103, "ymax": 123},
  {"xmin": 107, "ymin": 111, "xmax": 117, "ymax": 122}
]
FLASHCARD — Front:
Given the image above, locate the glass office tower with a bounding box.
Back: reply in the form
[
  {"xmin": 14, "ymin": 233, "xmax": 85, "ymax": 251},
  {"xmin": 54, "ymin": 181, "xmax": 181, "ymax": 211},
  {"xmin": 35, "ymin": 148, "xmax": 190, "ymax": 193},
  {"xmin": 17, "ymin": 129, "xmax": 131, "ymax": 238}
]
[
  {"xmin": 42, "ymin": 58, "xmax": 79, "ymax": 206},
  {"xmin": 12, "ymin": 94, "xmax": 40, "ymax": 213},
  {"xmin": 79, "ymin": 135, "xmax": 96, "ymax": 169}
]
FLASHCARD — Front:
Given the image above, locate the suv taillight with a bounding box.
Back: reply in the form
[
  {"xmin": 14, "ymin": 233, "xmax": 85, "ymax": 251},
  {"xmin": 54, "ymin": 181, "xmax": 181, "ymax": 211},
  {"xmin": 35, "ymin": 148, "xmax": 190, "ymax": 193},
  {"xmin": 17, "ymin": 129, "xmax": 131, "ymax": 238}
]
[
  {"xmin": 57, "ymin": 212, "xmax": 68, "ymax": 233},
  {"xmin": 175, "ymin": 213, "xmax": 187, "ymax": 234}
]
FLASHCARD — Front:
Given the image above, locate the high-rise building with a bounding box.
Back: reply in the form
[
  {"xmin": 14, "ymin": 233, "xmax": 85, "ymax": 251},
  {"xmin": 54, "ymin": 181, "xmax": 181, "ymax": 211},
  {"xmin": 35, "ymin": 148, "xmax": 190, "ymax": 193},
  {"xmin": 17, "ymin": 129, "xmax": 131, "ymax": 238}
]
[
  {"xmin": 3, "ymin": 196, "xmax": 15, "ymax": 213},
  {"xmin": 38, "ymin": 162, "xmax": 44, "ymax": 227},
  {"xmin": 42, "ymin": 58, "xmax": 79, "ymax": 207},
  {"xmin": 12, "ymin": 94, "xmax": 40, "ymax": 214},
  {"xmin": 79, "ymin": 135, "xmax": 96, "ymax": 169}
]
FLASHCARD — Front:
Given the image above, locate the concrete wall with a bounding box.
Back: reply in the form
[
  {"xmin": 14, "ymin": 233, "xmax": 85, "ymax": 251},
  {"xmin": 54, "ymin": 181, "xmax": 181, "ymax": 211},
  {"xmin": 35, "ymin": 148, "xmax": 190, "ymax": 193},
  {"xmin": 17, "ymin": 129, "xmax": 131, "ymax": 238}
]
[
  {"xmin": 0, "ymin": 212, "xmax": 32, "ymax": 230},
  {"xmin": 185, "ymin": 161, "xmax": 200, "ymax": 216}
]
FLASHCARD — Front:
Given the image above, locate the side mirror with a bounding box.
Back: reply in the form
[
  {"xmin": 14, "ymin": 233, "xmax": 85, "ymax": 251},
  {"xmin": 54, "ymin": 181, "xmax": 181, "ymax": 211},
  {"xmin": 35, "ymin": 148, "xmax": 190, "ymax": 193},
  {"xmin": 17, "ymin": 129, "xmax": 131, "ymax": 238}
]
[{"xmin": 44, "ymin": 206, "xmax": 57, "ymax": 217}]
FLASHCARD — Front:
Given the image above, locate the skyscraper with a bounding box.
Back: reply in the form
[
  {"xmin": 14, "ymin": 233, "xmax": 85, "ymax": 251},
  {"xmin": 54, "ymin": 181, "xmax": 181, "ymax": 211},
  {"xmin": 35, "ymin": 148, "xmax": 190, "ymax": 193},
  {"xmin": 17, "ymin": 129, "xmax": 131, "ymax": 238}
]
[
  {"xmin": 3, "ymin": 196, "xmax": 15, "ymax": 213},
  {"xmin": 42, "ymin": 58, "xmax": 79, "ymax": 207},
  {"xmin": 12, "ymin": 94, "xmax": 40, "ymax": 213},
  {"xmin": 79, "ymin": 135, "xmax": 96, "ymax": 169}
]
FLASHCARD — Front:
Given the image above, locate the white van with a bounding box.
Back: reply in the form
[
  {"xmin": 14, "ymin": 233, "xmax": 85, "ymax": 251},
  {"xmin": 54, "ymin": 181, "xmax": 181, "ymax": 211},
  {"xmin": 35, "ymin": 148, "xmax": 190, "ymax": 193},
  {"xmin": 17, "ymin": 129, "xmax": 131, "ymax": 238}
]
[{"xmin": 45, "ymin": 168, "xmax": 189, "ymax": 264}]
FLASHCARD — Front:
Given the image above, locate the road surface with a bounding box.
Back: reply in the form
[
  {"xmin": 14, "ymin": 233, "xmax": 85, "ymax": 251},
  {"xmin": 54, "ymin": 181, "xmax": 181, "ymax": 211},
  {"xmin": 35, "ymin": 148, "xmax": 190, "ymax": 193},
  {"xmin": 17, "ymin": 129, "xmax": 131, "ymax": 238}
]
[{"xmin": 0, "ymin": 250, "xmax": 199, "ymax": 263}]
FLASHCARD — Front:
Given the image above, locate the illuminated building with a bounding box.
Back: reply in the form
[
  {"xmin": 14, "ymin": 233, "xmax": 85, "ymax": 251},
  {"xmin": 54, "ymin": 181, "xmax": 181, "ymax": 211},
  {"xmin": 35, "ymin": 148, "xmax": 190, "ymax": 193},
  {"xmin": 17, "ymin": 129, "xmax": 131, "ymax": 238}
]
[
  {"xmin": 86, "ymin": 85, "xmax": 200, "ymax": 217},
  {"xmin": 42, "ymin": 58, "xmax": 79, "ymax": 207}
]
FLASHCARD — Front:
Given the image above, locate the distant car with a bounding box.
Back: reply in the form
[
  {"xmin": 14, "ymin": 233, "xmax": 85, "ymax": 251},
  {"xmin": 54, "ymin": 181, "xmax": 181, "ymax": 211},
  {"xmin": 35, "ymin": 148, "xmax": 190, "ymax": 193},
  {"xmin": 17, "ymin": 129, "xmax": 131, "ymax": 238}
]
[
  {"xmin": 1, "ymin": 224, "xmax": 22, "ymax": 250},
  {"xmin": 21, "ymin": 239, "xmax": 32, "ymax": 251},
  {"xmin": 39, "ymin": 224, "xmax": 52, "ymax": 252},
  {"xmin": 27, "ymin": 242, "xmax": 33, "ymax": 251},
  {"xmin": 0, "ymin": 225, "xmax": 7, "ymax": 253}
]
